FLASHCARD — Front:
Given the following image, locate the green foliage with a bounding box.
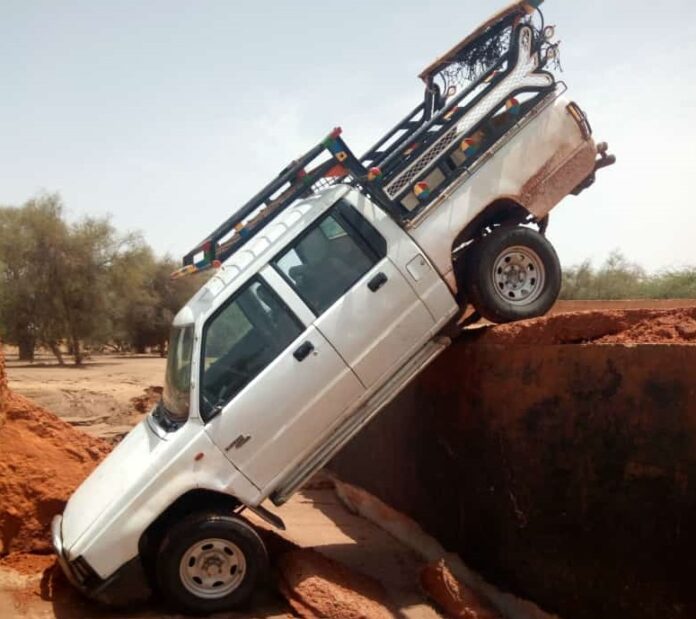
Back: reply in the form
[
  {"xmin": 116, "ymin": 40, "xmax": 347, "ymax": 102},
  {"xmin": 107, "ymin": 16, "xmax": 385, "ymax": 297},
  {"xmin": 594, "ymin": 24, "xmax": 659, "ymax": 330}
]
[
  {"xmin": 562, "ymin": 251, "xmax": 696, "ymax": 300},
  {"xmin": 0, "ymin": 194, "xmax": 68, "ymax": 360},
  {"xmin": 108, "ymin": 248, "xmax": 202, "ymax": 354},
  {"xmin": 0, "ymin": 193, "xmax": 201, "ymax": 363}
]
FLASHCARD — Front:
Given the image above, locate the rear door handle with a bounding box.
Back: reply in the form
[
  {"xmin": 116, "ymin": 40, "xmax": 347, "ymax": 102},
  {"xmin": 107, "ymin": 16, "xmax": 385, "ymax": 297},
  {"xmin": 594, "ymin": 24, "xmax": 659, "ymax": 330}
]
[
  {"xmin": 293, "ymin": 341, "xmax": 315, "ymax": 361},
  {"xmin": 368, "ymin": 272, "xmax": 388, "ymax": 292}
]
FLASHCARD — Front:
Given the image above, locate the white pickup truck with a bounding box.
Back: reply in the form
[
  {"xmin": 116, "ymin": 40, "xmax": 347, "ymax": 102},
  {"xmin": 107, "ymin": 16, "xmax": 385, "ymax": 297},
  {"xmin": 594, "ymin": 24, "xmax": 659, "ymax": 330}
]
[{"xmin": 52, "ymin": 1, "xmax": 613, "ymax": 613}]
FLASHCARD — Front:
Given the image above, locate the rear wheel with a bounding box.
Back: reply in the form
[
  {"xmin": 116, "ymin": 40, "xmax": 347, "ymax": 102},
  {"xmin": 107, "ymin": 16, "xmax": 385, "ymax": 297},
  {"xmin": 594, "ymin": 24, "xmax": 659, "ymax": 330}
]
[
  {"xmin": 463, "ymin": 226, "xmax": 561, "ymax": 323},
  {"xmin": 156, "ymin": 512, "xmax": 267, "ymax": 614}
]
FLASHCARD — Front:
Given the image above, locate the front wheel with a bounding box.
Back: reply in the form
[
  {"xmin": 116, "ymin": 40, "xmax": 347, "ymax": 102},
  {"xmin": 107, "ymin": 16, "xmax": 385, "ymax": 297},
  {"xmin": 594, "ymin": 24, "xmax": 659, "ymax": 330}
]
[
  {"xmin": 156, "ymin": 512, "xmax": 267, "ymax": 615},
  {"xmin": 462, "ymin": 226, "xmax": 561, "ymax": 323}
]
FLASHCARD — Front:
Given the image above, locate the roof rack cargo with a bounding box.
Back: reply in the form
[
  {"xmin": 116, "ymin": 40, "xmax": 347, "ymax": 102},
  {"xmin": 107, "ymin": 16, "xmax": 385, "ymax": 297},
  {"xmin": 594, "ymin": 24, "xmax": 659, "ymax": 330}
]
[
  {"xmin": 172, "ymin": 128, "xmax": 395, "ymax": 279},
  {"xmin": 174, "ymin": 0, "xmax": 550, "ymax": 279}
]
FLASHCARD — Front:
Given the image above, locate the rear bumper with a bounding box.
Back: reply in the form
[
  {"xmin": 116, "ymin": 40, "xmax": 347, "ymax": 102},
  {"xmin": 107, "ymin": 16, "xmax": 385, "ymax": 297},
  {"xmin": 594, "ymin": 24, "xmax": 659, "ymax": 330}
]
[
  {"xmin": 571, "ymin": 141, "xmax": 616, "ymax": 196},
  {"xmin": 51, "ymin": 514, "xmax": 151, "ymax": 607}
]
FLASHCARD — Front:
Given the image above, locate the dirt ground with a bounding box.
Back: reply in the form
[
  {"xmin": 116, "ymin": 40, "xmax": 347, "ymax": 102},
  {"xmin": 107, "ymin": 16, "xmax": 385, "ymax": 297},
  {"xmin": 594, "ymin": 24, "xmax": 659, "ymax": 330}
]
[
  {"xmin": 3, "ymin": 300, "xmax": 695, "ymax": 618},
  {"xmin": 6, "ymin": 354, "xmax": 165, "ymax": 442}
]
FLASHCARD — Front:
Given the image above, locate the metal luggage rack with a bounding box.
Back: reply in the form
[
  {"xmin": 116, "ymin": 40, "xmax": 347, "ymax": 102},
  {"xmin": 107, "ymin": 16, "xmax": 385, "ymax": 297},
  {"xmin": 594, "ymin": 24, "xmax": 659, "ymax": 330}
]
[
  {"xmin": 172, "ymin": 128, "xmax": 390, "ymax": 279},
  {"xmin": 359, "ymin": 3, "xmax": 560, "ymax": 218},
  {"xmin": 174, "ymin": 1, "xmax": 556, "ymax": 278}
]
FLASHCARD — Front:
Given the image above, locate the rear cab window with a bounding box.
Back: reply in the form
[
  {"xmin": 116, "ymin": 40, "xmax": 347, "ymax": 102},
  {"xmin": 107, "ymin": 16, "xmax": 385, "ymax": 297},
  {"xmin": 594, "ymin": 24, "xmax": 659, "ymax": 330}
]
[{"xmin": 272, "ymin": 200, "xmax": 387, "ymax": 315}]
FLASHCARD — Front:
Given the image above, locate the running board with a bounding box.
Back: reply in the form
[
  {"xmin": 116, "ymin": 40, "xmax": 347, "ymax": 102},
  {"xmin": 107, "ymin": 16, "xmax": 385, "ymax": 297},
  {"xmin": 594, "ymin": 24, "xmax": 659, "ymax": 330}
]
[{"xmin": 270, "ymin": 337, "xmax": 450, "ymax": 506}]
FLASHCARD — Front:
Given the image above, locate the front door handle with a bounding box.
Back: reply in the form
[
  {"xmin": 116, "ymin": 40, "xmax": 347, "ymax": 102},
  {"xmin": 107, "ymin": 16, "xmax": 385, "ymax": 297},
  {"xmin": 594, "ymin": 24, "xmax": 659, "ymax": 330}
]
[
  {"xmin": 368, "ymin": 272, "xmax": 388, "ymax": 292},
  {"xmin": 225, "ymin": 434, "xmax": 251, "ymax": 451},
  {"xmin": 293, "ymin": 341, "xmax": 315, "ymax": 362}
]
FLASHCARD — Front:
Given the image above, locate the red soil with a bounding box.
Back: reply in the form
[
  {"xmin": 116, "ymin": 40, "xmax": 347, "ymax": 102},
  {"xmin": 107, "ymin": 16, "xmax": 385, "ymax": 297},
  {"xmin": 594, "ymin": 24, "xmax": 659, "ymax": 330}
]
[
  {"xmin": 0, "ymin": 346, "xmax": 111, "ymax": 558},
  {"xmin": 129, "ymin": 385, "xmax": 163, "ymax": 414},
  {"xmin": 0, "ymin": 552, "xmax": 56, "ymax": 576},
  {"xmin": 420, "ymin": 559, "xmax": 501, "ymax": 619},
  {"xmin": 595, "ymin": 309, "xmax": 696, "ymax": 344},
  {"xmin": 277, "ymin": 548, "xmax": 394, "ymax": 619},
  {"xmin": 469, "ymin": 307, "xmax": 696, "ymax": 346}
]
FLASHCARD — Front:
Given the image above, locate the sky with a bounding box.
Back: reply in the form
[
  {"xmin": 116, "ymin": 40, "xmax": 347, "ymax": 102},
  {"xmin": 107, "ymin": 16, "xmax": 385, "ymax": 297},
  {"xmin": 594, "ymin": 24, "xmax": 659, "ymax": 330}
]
[{"xmin": 1, "ymin": 0, "xmax": 695, "ymax": 271}]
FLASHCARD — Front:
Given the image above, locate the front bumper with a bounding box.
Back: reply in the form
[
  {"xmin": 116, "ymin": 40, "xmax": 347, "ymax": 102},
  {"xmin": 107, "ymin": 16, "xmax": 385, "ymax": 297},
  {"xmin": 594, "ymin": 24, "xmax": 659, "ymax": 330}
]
[
  {"xmin": 51, "ymin": 515, "xmax": 87, "ymax": 592},
  {"xmin": 51, "ymin": 514, "xmax": 151, "ymax": 606}
]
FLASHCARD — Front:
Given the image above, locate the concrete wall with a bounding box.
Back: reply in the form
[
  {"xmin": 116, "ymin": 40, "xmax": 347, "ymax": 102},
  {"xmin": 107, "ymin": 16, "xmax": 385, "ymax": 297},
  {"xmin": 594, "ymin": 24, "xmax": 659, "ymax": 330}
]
[{"xmin": 331, "ymin": 338, "xmax": 696, "ymax": 619}]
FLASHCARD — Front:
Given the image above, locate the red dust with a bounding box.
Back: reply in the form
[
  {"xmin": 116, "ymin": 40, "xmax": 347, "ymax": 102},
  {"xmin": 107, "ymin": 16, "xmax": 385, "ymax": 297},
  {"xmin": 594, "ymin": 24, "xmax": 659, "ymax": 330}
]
[
  {"xmin": 0, "ymin": 346, "xmax": 111, "ymax": 557},
  {"xmin": 468, "ymin": 307, "xmax": 696, "ymax": 346}
]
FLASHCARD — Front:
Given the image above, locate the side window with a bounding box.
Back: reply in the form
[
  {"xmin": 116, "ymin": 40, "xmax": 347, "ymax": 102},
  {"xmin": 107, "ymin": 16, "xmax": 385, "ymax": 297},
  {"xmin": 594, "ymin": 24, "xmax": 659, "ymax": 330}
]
[
  {"xmin": 273, "ymin": 208, "xmax": 384, "ymax": 315},
  {"xmin": 200, "ymin": 278, "xmax": 303, "ymax": 419}
]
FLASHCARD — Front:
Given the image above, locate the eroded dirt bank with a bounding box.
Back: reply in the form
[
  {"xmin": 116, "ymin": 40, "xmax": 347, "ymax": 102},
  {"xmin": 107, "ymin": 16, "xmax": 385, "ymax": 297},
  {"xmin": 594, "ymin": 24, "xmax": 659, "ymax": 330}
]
[
  {"xmin": 331, "ymin": 307, "xmax": 696, "ymax": 619},
  {"xmin": 0, "ymin": 348, "xmax": 111, "ymax": 557}
]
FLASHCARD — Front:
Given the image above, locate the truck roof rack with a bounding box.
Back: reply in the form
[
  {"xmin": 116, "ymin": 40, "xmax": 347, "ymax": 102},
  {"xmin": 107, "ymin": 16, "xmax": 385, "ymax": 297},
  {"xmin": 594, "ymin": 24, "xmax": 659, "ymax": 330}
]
[
  {"xmin": 174, "ymin": 0, "xmax": 551, "ymax": 278},
  {"xmin": 172, "ymin": 128, "xmax": 396, "ymax": 279}
]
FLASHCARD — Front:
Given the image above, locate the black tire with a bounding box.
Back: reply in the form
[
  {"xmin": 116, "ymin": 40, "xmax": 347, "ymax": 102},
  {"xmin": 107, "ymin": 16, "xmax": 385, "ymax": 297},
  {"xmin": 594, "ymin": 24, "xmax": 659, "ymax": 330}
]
[
  {"xmin": 156, "ymin": 511, "xmax": 267, "ymax": 615},
  {"xmin": 463, "ymin": 226, "xmax": 561, "ymax": 323}
]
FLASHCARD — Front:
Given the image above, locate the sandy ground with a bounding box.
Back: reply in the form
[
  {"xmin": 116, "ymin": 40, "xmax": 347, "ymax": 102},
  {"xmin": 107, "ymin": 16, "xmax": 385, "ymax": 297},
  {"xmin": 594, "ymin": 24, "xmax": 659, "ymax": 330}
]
[{"xmin": 6, "ymin": 355, "xmax": 166, "ymax": 441}]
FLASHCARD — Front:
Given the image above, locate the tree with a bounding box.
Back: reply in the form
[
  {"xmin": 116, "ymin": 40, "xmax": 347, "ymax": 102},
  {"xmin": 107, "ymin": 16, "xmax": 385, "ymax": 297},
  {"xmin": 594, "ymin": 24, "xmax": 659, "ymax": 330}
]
[
  {"xmin": 0, "ymin": 194, "xmax": 68, "ymax": 361},
  {"xmin": 108, "ymin": 249, "xmax": 202, "ymax": 355},
  {"xmin": 0, "ymin": 194, "xmax": 146, "ymax": 364}
]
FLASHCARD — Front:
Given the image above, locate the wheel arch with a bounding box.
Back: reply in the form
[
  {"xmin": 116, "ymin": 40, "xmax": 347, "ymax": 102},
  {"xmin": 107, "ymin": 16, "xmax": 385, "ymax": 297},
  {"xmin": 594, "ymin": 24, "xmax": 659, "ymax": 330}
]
[
  {"xmin": 451, "ymin": 198, "xmax": 534, "ymax": 254},
  {"xmin": 138, "ymin": 489, "xmax": 242, "ymax": 575},
  {"xmin": 450, "ymin": 198, "xmax": 540, "ymax": 300}
]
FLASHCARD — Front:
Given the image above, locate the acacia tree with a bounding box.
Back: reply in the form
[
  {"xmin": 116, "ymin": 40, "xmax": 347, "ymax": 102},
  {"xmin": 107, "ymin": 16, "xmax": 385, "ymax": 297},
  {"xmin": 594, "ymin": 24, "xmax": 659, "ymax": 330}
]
[
  {"xmin": 0, "ymin": 194, "xmax": 210, "ymax": 364},
  {"xmin": 0, "ymin": 194, "xmax": 143, "ymax": 364},
  {"xmin": 109, "ymin": 249, "xmax": 202, "ymax": 355},
  {"xmin": 0, "ymin": 195, "xmax": 68, "ymax": 361}
]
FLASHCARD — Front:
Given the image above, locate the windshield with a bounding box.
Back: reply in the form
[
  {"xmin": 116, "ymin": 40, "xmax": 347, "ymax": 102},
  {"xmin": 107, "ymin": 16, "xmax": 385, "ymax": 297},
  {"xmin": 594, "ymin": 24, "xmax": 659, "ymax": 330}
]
[{"xmin": 163, "ymin": 325, "xmax": 194, "ymax": 422}]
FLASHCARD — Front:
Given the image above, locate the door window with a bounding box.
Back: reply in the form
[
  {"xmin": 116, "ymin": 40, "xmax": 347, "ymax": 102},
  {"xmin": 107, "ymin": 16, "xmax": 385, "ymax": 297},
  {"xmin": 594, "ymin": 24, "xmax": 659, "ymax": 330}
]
[
  {"xmin": 273, "ymin": 208, "xmax": 383, "ymax": 315},
  {"xmin": 200, "ymin": 278, "xmax": 303, "ymax": 420}
]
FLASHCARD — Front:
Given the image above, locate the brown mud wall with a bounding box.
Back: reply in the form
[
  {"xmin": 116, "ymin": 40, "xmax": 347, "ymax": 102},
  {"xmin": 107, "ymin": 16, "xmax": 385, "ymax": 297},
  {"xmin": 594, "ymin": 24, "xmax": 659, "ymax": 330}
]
[{"xmin": 331, "ymin": 310, "xmax": 696, "ymax": 619}]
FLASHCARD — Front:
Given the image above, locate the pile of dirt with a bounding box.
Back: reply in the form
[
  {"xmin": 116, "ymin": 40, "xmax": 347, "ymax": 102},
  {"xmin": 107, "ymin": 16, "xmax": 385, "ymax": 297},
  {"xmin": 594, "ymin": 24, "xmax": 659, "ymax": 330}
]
[
  {"xmin": 0, "ymin": 346, "xmax": 111, "ymax": 557},
  {"xmin": 277, "ymin": 548, "xmax": 394, "ymax": 618},
  {"xmin": 129, "ymin": 385, "xmax": 163, "ymax": 414},
  {"xmin": 467, "ymin": 306, "xmax": 696, "ymax": 346},
  {"xmin": 420, "ymin": 559, "xmax": 501, "ymax": 619},
  {"xmin": 595, "ymin": 308, "xmax": 696, "ymax": 344}
]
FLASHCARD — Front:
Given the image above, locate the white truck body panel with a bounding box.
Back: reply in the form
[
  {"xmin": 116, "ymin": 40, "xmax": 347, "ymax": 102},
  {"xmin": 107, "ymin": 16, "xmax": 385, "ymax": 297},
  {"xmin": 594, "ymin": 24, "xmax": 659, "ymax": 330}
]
[
  {"xmin": 314, "ymin": 257, "xmax": 435, "ymax": 387},
  {"xmin": 205, "ymin": 324, "xmax": 364, "ymax": 490},
  {"xmin": 63, "ymin": 418, "xmax": 259, "ymax": 577},
  {"xmin": 411, "ymin": 94, "xmax": 595, "ymax": 288}
]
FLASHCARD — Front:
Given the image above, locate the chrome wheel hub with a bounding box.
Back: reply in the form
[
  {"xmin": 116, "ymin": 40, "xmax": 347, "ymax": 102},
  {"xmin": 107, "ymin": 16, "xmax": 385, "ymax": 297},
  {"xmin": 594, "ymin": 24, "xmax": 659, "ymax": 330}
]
[
  {"xmin": 179, "ymin": 538, "xmax": 246, "ymax": 599},
  {"xmin": 492, "ymin": 245, "xmax": 545, "ymax": 306}
]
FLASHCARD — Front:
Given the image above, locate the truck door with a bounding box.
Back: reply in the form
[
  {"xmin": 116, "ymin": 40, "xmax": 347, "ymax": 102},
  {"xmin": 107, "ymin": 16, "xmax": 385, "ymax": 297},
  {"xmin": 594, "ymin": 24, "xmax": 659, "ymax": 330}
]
[
  {"xmin": 271, "ymin": 200, "xmax": 435, "ymax": 388},
  {"xmin": 201, "ymin": 276, "xmax": 364, "ymax": 491}
]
